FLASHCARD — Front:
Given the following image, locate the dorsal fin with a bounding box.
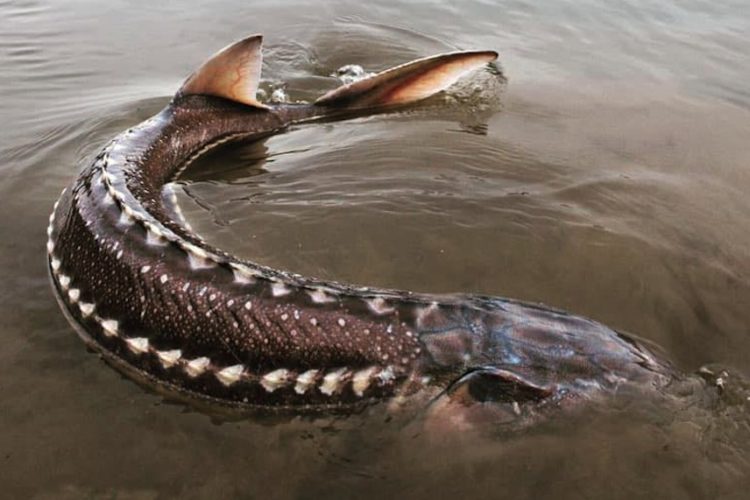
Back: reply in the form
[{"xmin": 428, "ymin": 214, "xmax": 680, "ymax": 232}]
[
  {"xmin": 178, "ymin": 34, "xmax": 266, "ymax": 108},
  {"xmin": 315, "ymin": 50, "xmax": 498, "ymax": 110}
]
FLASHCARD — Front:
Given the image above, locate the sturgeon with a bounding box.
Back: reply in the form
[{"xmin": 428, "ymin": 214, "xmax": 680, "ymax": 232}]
[{"xmin": 47, "ymin": 35, "xmax": 671, "ymax": 420}]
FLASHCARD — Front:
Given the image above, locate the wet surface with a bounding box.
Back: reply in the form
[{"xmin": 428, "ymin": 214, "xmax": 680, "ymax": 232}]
[{"xmin": 2, "ymin": 0, "xmax": 750, "ymax": 498}]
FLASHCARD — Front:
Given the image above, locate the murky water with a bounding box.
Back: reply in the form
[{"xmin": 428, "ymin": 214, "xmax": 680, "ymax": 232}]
[{"xmin": 2, "ymin": 0, "xmax": 750, "ymax": 498}]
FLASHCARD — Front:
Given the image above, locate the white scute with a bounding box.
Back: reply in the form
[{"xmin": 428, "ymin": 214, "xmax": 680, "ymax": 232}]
[
  {"xmin": 79, "ymin": 302, "xmax": 95, "ymax": 318},
  {"xmin": 352, "ymin": 367, "xmax": 378, "ymax": 397},
  {"xmin": 367, "ymin": 297, "xmax": 395, "ymax": 315},
  {"xmin": 232, "ymin": 264, "xmax": 257, "ymax": 284},
  {"xmin": 216, "ymin": 364, "xmax": 245, "ymax": 386},
  {"xmin": 271, "ymin": 282, "xmax": 291, "ymax": 297},
  {"xmin": 308, "ymin": 288, "xmax": 334, "ymax": 304},
  {"xmin": 320, "ymin": 368, "xmax": 348, "ymax": 396},
  {"xmin": 100, "ymin": 319, "xmax": 119, "ymax": 337},
  {"xmin": 188, "ymin": 251, "xmax": 215, "ymax": 270},
  {"xmin": 58, "ymin": 275, "xmax": 71, "ymax": 290},
  {"xmin": 125, "ymin": 337, "xmax": 150, "ymax": 354},
  {"xmin": 294, "ymin": 369, "xmax": 319, "ymax": 394},
  {"xmin": 185, "ymin": 357, "xmax": 211, "ymax": 377},
  {"xmin": 156, "ymin": 349, "xmax": 182, "ymax": 368},
  {"xmin": 146, "ymin": 226, "xmax": 168, "ymax": 246},
  {"xmin": 118, "ymin": 209, "xmax": 134, "ymax": 226},
  {"xmin": 261, "ymin": 368, "xmax": 290, "ymax": 392}
]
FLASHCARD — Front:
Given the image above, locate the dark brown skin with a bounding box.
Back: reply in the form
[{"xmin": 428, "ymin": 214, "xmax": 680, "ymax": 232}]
[{"xmin": 46, "ymin": 37, "xmax": 674, "ymax": 423}]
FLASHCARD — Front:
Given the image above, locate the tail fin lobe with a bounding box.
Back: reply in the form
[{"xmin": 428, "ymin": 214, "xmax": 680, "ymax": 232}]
[
  {"xmin": 178, "ymin": 34, "xmax": 267, "ymax": 109},
  {"xmin": 315, "ymin": 50, "xmax": 498, "ymax": 110}
]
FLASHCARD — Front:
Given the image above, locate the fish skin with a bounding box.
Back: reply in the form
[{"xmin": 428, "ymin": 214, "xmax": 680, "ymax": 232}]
[{"xmin": 46, "ymin": 42, "xmax": 673, "ymax": 417}]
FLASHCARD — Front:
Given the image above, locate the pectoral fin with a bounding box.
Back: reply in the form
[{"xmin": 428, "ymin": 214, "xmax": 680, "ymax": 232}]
[
  {"xmin": 423, "ymin": 367, "xmax": 554, "ymax": 431},
  {"xmin": 445, "ymin": 367, "xmax": 553, "ymax": 405}
]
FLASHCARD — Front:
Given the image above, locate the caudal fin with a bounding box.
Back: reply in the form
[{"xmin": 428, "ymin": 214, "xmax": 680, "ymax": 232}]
[
  {"xmin": 176, "ymin": 34, "xmax": 497, "ymax": 112},
  {"xmin": 315, "ymin": 50, "xmax": 498, "ymax": 110}
]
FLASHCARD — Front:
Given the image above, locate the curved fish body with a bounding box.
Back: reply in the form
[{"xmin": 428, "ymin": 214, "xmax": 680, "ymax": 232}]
[{"xmin": 47, "ymin": 35, "xmax": 671, "ymax": 419}]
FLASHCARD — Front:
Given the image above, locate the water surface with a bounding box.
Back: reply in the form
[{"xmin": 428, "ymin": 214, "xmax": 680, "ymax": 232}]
[{"xmin": 2, "ymin": 0, "xmax": 750, "ymax": 498}]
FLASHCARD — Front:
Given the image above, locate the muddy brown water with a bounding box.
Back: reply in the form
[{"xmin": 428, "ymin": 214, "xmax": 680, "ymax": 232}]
[{"xmin": 2, "ymin": 0, "xmax": 750, "ymax": 498}]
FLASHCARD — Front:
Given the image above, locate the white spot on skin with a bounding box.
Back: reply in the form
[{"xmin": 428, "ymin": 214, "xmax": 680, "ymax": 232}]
[
  {"xmin": 185, "ymin": 357, "xmax": 210, "ymax": 377},
  {"xmin": 310, "ymin": 318, "xmax": 318, "ymax": 327},
  {"xmin": 337, "ymin": 318, "xmax": 346, "ymax": 327},
  {"xmin": 68, "ymin": 288, "xmax": 80, "ymax": 303},
  {"xmin": 294, "ymin": 369, "xmax": 319, "ymax": 394},
  {"xmin": 46, "ymin": 240, "xmax": 54, "ymax": 254},
  {"xmin": 280, "ymin": 313, "xmax": 289, "ymax": 321},
  {"xmin": 160, "ymin": 274, "xmax": 168, "ymax": 284},
  {"xmin": 50, "ymin": 258, "xmax": 61, "ymax": 272},
  {"xmin": 308, "ymin": 288, "xmax": 335, "ymax": 304},
  {"xmin": 244, "ymin": 301, "xmax": 252, "ymax": 310},
  {"xmin": 227, "ymin": 299, "xmax": 234, "ymax": 308},
  {"xmin": 156, "ymin": 349, "xmax": 182, "ymax": 368},
  {"xmin": 125, "ymin": 337, "xmax": 149, "ymax": 354},
  {"xmin": 116, "ymin": 249, "xmax": 123, "ymax": 260},
  {"xmin": 352, "ymin": 367, "xmax": 378, "ymax": 397},
  {"xmin": 271, "ymin": 282, "xmax": 291, "ymax": 297},
  {"xmin": 140, "ymin": 265, "xmax": 151, "ymax": 273},
  {"xmin": 320, "ymin": 368, "xmax": 348, "ymax": 396},
  {"xmin": 261, "ymin": 369, "xmax": 290, "ymax": 392},
  {"xmin": 79, "ymin": 302, "xmax": 95, "ymax": 318},
  {"xmin": 216, "ymin": 364, "xmax": 245, "ymax": 386},
  {"xmin": 100, "ymin": 319, "xmax": 119, "ymax": 337}
]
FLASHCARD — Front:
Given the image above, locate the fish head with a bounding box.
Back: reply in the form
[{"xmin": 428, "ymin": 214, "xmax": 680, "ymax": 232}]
[{"xmin": 416, "ymin": 298, "xmax": 672, "ymax": 428}]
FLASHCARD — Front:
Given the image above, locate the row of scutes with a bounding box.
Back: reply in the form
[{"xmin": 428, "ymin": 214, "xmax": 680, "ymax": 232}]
[{"xmin": 47, "ymin": 187, "xmax": 399, "ymax": 400}]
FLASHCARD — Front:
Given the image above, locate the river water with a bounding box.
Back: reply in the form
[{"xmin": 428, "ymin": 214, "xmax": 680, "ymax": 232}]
[{"xmin": 2, "ymin": 0, "xmax": 750, "ymax": 498}]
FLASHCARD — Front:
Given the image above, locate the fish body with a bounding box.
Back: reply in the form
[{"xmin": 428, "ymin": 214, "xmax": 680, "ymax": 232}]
[{"xmin": 47, "ymin": 35, "xmax": 671, "ymax": 419}]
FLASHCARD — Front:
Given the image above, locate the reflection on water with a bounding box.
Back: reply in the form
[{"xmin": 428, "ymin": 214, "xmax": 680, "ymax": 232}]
[{"xmin": 1, "ymin": 0, "xmax": 750, "ymax": 498}]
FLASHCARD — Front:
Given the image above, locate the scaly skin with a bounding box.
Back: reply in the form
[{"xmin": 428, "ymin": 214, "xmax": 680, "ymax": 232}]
[{"xmin": 47, "ymin": 92, "xmax": 672, "ymax": 419}]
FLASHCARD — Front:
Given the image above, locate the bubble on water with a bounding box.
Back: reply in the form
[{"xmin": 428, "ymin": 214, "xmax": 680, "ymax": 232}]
[
  {"xmin": 333, "ymin": 64, "xmax": 374, "ymax": 85},
  {"xmin": 270, "ymin": 88, "xmax": 289, "ymax": 103}
]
